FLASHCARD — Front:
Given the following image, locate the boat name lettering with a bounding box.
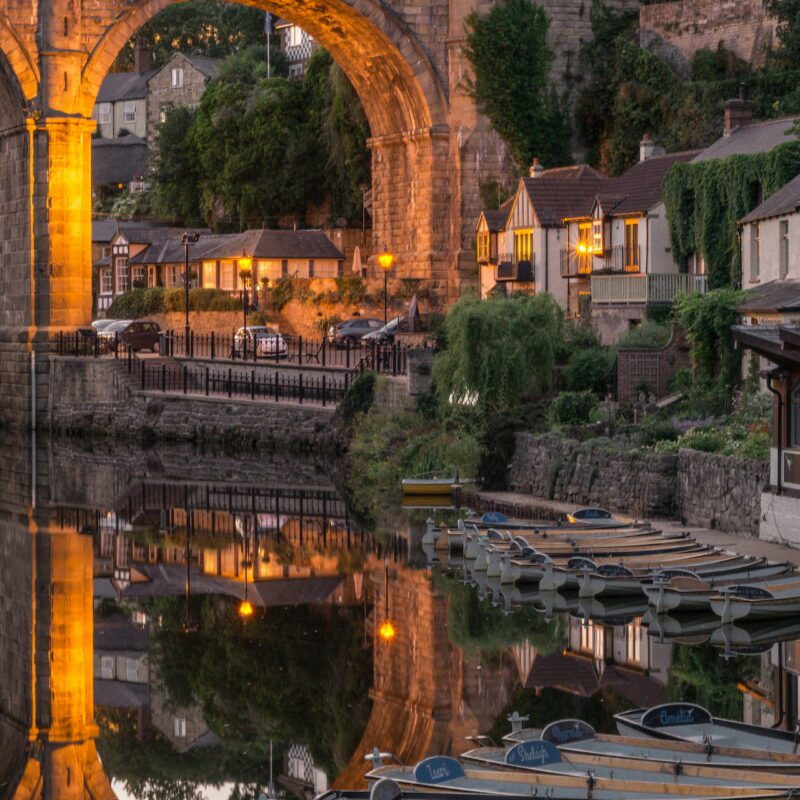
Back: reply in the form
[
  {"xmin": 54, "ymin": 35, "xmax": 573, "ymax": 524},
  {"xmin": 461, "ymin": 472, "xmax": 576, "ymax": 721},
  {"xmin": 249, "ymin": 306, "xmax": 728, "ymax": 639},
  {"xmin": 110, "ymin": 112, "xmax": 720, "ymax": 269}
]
[
  {"xmin": 732, "ymin": 586, "xmax": 774, "ymax": 600},
  {"xmin": 597, "ymin": 564, "xmax": 633, "ymax": 578},
  {"xmin": 413, "ymin": 757, "xmax": 464, "ymax": 784},
  {"xmin": 542, "ymin": 720, "xmax": 595, "ymax": 745},
  {"xmin": 505, "ymin": 740, "xmax": 561, "ymax": 766},
  {"xmin": 641, "ymin": 704, "xmax": 712, "ymax": 729}
]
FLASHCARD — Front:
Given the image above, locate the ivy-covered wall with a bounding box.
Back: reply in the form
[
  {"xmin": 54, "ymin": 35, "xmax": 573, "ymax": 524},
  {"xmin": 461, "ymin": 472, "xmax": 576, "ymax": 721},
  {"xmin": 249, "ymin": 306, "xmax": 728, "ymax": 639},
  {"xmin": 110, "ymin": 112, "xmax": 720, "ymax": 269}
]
[{"xmin": 663, "ymin": 140, "xmax": 800, "ymax": 288}]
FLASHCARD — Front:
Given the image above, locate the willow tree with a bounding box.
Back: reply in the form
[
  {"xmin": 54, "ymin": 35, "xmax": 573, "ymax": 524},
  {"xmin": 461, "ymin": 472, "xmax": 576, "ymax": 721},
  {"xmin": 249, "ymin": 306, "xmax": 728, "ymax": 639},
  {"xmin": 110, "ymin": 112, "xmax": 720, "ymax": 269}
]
[{"xmin": 433, "ymin": 293, "xmax": 563, "ymax": 413}]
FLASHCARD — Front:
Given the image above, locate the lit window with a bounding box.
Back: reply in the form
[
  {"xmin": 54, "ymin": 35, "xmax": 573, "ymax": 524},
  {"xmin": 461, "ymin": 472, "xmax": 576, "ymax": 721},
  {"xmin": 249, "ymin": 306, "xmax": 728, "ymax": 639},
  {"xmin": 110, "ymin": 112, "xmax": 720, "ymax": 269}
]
[
  {"xmin": 592, "ymin": 220, "xmax": 603, "ymax": 254},
  {"xmin": 625, "ymin": 219, "xmax": 640, "ymax": 271},
  {"xmin": 131, "ymin": 265, "xmax": 146, "ymax": 287},
  {"xmin": 513, "ymin": 229, "xmax": 533, "ymax": 263},
  {"xmin": 780, "ymin": 220, "xmax": 790, "ymax": 279},
  {"xmin": 203, "ymin": 261, "xmax": 216, "ymax": 287},
  {"xmin": 577, "ymin": 223, "xmax": 592, "ymax": 273},
  {"xmin": 100, "ymin": 269, "xmax": 113, "ymax": 295},
  {"xmin": 173, "ymin": 717, "xmax": 187, "ymax": 738},
  {"xmin": 116, "ymin": 257, "xmax": 129, "ymax": 294},
  {"xmin": 171, "ymin": 68, "xmax": 184, "ymax": 89},
  {"xmin": 750, "ymin": 223, "xmax": 760, "ymax": 281},
  {"xmin": 626, "ymin": 619, "xmax": 642, "ymax": 664},
  {"xmin": 123, "ymin": 101, "xmax": 136, "ymax": 123},
  {"xmin": 147, "ymin": 266, "xmax": 157, "ymax": 288},
  {"xmin": 287, "ymin": 25, "xmax": 303, "ymax": 47},
  {"xmin": 220, "ymin": 261, "xmax": 235, "ymax": 291},
  {"xmin": 477, "ymin": 232, "xmax": 490, "ymax": 262},
  {"xmin": 159, "ymin": 103, "xmax": 174, "ymax": 124},
  {"xmin": 97, "ymin": 103, "xmax": 112, "ymax": 125}
]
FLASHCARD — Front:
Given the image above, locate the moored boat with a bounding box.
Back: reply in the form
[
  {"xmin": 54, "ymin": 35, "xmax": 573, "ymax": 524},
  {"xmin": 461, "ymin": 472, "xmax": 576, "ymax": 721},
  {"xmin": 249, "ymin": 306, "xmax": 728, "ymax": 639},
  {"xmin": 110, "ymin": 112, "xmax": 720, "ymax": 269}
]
[{"xmin": 710, "ymin": 576, "xmax": 800, "ymax": 623}]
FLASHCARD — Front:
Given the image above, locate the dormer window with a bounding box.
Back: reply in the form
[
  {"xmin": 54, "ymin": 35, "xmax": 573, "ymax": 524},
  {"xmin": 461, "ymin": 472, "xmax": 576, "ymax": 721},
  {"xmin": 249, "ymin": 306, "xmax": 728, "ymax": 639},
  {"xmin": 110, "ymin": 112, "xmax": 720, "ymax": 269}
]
[{"xmin": 592, "ymin": 220, "xmax": 603, "ymax": 254}]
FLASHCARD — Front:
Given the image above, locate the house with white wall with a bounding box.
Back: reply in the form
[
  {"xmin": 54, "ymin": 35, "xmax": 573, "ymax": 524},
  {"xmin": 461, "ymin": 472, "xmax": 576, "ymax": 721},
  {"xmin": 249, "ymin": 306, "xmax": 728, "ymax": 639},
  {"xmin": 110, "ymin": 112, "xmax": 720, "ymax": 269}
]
[
  {"xmin": 476, "ymin": 162, "xmax": 604, "ymax": 302},
  {"xmin": 563, "ymin": 142, "xmax": 702, "ymax": 343}
]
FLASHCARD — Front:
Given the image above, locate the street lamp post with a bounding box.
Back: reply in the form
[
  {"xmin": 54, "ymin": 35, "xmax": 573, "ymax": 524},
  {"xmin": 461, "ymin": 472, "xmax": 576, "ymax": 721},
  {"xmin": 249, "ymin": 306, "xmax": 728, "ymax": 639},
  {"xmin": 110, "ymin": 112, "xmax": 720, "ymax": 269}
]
[
  {"xmin": 239, "ymin": 257, "xmax": 252, "ymax": 358},
  {"xmin": 377, "ymin": 250, "xmax": 395, "ymax": 324},
  {"xmin": 182, "ymin": 232, "xmax": 200, "ymax": 355}
]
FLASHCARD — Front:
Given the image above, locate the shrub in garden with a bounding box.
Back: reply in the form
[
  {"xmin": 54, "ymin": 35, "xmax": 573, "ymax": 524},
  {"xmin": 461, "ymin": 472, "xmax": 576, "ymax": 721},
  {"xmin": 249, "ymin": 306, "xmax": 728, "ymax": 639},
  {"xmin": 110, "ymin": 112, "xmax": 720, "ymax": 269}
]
[{"xmin": 547, "ymin": 391, "xmax": 598, "ymax": 426}]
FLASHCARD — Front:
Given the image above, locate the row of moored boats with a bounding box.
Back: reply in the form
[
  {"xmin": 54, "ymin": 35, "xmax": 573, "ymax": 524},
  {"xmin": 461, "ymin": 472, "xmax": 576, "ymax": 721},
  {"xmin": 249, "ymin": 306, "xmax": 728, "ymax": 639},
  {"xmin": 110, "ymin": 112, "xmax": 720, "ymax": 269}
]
[
  {"xmin": 320, "ymin": 703, "xmax": 800, "ymax": 800},
  {"xmin": 422, "ymin": 515, "xmax": 800, "ymax": 623}
]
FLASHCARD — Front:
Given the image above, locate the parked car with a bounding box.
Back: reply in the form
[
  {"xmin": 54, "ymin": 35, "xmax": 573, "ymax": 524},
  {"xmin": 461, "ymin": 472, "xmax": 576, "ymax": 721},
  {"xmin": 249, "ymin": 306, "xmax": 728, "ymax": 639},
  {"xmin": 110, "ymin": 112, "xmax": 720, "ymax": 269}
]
[
  {"xmin": 362, "ymin": 316, "xmax": 401, "ymax": 345},
  {"xmin": 98, "ymin": 320, "xmax": 160, "ymax": 353},
  {"xmin": 328, "ymin": 318, "xmax": 384, "ymax": 347},
  {"xmin": 232, "ymin": 326, "xmax": 288, "ymax": 359},
  {"xmin": 91, "ymin": 319, "xmax": 117, "ymax": 332}
]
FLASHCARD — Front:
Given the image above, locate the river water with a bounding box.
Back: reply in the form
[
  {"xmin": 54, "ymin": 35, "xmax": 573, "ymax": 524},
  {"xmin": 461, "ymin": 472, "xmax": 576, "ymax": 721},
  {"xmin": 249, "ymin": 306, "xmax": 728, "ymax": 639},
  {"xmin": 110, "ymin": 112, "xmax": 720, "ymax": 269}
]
[{"xmin": 0, "ymin": 434, "xmax": 795, "ymax": 800}]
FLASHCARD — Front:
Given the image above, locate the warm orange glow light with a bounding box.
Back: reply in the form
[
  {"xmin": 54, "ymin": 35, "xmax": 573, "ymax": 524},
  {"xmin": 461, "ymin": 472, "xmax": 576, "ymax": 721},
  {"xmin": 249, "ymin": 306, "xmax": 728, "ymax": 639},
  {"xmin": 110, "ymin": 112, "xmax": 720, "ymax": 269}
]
[
  {"xmin": 576, "ymin": 243, "xmax": 588, "ymax": 255},
  {"xmin": 239, "ymin": 599, "xmax": 254, "ymax": 618},
  {"xmin": 239, "ymin": 257, "xmax": 253, "ymax": 272},
  {"xmin": 377, "ymin": 251, "xmax": 395, "ymax": 271},
  {"xmin": 566, "ymin": 514, "xmax": 577, "ymax": 524},
  {"xmin": 378, "ymin": 620, "xmax": 396, "ymax": 641}
]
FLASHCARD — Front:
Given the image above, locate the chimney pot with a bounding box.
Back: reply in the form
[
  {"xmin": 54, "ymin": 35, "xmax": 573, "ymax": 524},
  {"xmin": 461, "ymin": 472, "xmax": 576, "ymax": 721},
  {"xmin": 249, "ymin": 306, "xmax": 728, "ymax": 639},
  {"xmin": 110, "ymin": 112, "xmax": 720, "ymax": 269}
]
[
  {"xmin": 529, "ymin": 158, "xmax": 544, "ymax": 178},
  {"xmin": 639, "ymin": 133, "xmax": 664, "ymax": 162},
  {"xmin": 134, "ymin": 39, "xmax": 153, "ymax": 75},
  {"xmin": 723, "ymin": 94, "xmax": 753, "ymax": 136}
]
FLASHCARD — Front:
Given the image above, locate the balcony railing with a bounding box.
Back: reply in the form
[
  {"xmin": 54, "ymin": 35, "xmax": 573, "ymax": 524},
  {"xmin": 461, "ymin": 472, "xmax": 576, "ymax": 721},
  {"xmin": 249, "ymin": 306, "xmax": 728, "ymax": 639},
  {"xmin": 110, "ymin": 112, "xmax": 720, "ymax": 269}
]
[
  {"xmin": 559, "ymin": 245, "xmax": 641, "ymax": 277},
  {"xmin": 560, "ymin": 248, "xmax": 591, "ymax": 277},
  {"xmin": 591, "ymin": 273, "xmax": 708, "ymax": 304},
  {"xmin": 497, "ymin": 255, "xmax": 534, "ymax": 282}
]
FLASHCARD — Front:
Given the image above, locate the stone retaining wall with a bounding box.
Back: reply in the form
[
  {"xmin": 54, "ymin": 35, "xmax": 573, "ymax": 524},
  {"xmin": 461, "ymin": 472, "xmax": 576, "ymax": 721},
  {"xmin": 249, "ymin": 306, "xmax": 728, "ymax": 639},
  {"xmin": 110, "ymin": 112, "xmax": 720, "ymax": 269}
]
[
  {"xmin": 45, "ymin": 357, "xmax": 343, "ymax": 452},
  {"xmin": 508, "ymin": 432, "xmax": 768, "ymax": 535}
]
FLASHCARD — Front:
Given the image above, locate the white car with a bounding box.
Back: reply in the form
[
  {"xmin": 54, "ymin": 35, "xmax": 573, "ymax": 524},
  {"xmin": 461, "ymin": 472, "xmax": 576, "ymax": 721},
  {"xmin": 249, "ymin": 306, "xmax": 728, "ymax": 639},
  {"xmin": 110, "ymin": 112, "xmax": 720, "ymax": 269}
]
[
  {"xmin": 362, "ymin": 317, "xmax": 401, "ymax": 344},
  {"xmin": 233, "ymin": 326, "xmax": 288, "ymax": 359}
]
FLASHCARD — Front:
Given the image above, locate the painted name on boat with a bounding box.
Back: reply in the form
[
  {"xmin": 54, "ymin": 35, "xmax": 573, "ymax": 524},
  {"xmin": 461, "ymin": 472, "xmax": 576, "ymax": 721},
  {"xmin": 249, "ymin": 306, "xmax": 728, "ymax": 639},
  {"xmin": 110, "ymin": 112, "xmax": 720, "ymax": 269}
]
[
  {"xmin": 641, "ymin": 703, "xmax": 712, "ymax": 729},
  {"xmin": 505, "ymin": 740, "xmax": 561, "ymax": 766},
  {"xmin": 542, "ymin": 720, "xmax": 595, "ymax": 745},
  {"xmin": 413, "ymin": 756, "xmax": 464, "ymax": 784}
]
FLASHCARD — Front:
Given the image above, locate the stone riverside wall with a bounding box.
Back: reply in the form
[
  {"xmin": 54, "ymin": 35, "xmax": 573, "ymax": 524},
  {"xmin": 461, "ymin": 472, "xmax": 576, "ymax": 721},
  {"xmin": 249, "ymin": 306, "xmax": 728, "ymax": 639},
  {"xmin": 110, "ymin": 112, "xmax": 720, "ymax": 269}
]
[
  {"xmin": 508, "ymin": 433, "xmax": 769, "ymax": 535},
  {"xmin": 44, "ymin": 357, "xmax": 343, "ymax": 451}
]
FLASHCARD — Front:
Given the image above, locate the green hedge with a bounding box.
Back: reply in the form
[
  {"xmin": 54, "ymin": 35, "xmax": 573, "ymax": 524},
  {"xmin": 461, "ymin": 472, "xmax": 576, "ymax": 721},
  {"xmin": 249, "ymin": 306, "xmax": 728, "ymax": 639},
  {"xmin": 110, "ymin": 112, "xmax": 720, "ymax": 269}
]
[{"xmin": 108, "ymin": 287, "xmax": 240, "ymax": 318}]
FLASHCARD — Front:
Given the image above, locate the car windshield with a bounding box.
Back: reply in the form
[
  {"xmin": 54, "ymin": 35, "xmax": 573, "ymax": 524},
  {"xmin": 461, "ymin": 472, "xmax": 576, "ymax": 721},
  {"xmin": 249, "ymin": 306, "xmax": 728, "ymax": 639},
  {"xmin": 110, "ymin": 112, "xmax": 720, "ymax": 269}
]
[{"xmin": 106, "ymin": 320, "xmax": 131, "ymax": 333}]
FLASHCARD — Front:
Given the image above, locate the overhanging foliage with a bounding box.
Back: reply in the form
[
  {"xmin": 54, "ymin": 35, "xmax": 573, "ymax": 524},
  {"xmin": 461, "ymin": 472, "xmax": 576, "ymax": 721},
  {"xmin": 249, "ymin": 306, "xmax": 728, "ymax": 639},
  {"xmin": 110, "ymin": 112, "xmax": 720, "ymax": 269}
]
[{"xmin": 663, "ymin": 141, "xmax": 800, "ymax": 288}]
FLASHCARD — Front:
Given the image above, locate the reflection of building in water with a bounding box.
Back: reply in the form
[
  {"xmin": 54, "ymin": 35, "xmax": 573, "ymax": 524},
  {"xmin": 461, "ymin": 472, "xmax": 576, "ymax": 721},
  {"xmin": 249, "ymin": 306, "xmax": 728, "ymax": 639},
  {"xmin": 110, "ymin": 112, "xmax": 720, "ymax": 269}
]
[
  {"xmin": 284, "ymin": 742, "xmax": 329, "ymax": 796},
  {"xmin": 524, "ymin": 618, "xmax": 669, "ymax": 707}
]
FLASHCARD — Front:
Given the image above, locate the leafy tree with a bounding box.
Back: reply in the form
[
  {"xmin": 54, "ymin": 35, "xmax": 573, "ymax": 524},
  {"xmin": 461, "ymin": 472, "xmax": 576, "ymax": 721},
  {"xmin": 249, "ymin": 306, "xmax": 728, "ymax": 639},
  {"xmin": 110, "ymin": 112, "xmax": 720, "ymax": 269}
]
[
  {"xmin": 764, "ymin": 0, "xmax": 800, "ymax": 66},
  {"xmin": 433, "ymin": 293, "xmax": 563, "ymax": 413},
  {"xmin": 464, "ymin": 0, "xmax": 571, "ymax": 169},
  {"xmin": 564, "ymin": 346, "xmax": 617, "ymax": 395},
  {"xmin": 113, "ymin": 1, "xmax": 276, "ymax": 70},
  {"xmin": 150, "ymin": 106, "xmax": 204, "ymax": 224}
]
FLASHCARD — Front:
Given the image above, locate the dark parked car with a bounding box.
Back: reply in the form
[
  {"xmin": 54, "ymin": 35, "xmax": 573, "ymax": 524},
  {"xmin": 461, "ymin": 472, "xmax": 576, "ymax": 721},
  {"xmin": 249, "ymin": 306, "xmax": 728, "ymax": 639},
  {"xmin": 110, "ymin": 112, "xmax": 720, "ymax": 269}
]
[
  {"xmin": 99, "ymin": 320, "xmax": 161, "ymax": 353},
  {"xmin": 328, "ymin": 318, "xmax": 384, "ymax": 347}
]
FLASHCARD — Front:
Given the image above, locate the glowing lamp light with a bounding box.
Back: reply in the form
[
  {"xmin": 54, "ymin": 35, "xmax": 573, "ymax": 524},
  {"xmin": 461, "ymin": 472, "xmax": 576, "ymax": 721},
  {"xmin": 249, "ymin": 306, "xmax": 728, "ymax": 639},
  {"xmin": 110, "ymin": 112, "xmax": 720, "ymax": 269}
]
[
  {"xmin": 576, "ymin": 243, "xmax": 588, "ymax": 255},
  {"xmin": 378, "ymin": 620, "xmax": 396, "ymax": 641},
  {"xmin": 239, "ymin": 599, "xmax": 254, "ymax": 618},
  {"xmin": 377, "ymin": 251, "xmax": 395, "ymax": 272},
  {"xmin": 566, "ymin": 514, "xmax": 577, "ymax": 524}
]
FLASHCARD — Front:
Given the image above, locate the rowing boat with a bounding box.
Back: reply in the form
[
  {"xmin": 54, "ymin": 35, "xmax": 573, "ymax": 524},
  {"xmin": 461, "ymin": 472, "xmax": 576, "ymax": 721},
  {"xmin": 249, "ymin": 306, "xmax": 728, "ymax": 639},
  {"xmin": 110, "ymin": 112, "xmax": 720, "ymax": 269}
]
[
  {"xmin": 615, "ymin": 703, "xmax": 800, "ymax": 753},
  {"xmin": 366, "ymin": 754, "xmax": 790, "ymax": 799},
  {"xmin": 502, "ymin": 719, "xmax": 800, "ymax": 773},
  {"xmin": 643, "ymin": 566, "xmax": 795, "ymax": 614},
  {"xmin": 709, "ymin": 575, "xmax": 800, "ymax": 623}
]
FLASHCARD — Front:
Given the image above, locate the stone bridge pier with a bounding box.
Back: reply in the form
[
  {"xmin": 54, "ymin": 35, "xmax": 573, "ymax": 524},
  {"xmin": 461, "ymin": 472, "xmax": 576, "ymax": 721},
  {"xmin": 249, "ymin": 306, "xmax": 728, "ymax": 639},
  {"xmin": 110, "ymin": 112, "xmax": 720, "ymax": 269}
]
[
  {"xmin": 0, "ymin": 0, "xmax": 512, "ymax": 425},
  {"xmin": 0, "ymin": 436, "xmax": 116, "ymax": 798}
]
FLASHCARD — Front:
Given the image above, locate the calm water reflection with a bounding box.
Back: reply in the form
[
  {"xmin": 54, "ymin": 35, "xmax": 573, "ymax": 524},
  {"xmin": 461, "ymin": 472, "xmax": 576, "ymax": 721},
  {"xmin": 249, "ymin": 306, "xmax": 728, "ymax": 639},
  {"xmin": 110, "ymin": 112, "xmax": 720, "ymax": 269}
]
[{"xmin": 0, "ymin": 434, "xmax": 796, "ymax": 800}]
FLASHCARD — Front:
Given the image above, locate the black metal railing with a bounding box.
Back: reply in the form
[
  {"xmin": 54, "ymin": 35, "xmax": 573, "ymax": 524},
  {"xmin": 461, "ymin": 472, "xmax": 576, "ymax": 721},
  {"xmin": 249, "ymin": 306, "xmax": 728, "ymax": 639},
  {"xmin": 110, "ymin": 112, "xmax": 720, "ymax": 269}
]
[
  {"xmin": 129, "ymin": 356, "xmax": 347, "ymax": 407},
  {"xmin": 55, "ymin": 330, "xmax": 409, "ymax": 377},
  {"xmin": 161, "ymin": 331, "xmax": 408, "ymax": 376}
]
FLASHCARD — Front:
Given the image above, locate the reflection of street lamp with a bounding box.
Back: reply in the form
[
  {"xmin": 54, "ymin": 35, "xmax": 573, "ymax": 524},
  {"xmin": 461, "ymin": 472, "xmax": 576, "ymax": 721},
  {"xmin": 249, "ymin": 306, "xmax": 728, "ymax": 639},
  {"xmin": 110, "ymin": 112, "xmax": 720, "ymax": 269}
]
[
  {"xmin": 182, "ymin": 232, "xmax": 200, "ymax": 354},
  {"xmin": 182, "ymin": 513, "xmax": 198, "ymax": 633},
  {"xmin": 378, "ymin": 560, "xmax": 395, "ymax": 643},
  {"xmin": 239, "ymin": 517, "xmax": 254, "ymax": 619},
  {"xmin": 377, "ymin": 251, "xmax": 394, "ymax": 324},
  {"xmin": 239, "ymin": 257, "xmax": 253, "ymax": 344}
]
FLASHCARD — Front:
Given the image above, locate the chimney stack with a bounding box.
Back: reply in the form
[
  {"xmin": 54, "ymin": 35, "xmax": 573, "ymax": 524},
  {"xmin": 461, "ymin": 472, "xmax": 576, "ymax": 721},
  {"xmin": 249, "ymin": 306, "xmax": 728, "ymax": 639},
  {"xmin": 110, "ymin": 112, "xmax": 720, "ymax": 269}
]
[
  {"xmin": 134, "ymin": 39, "xmax": 153, "ymax": 74},
  {"xmin": 529, "ymin": 158, "xmax": 544, "ymax": 178},
  {"xmin": 723, "ymin": 83, "xmax": 753, "ymax": 136},
  {"xmin": 639, "ymin": 133, "xmax": 665, "ymax": 162}
]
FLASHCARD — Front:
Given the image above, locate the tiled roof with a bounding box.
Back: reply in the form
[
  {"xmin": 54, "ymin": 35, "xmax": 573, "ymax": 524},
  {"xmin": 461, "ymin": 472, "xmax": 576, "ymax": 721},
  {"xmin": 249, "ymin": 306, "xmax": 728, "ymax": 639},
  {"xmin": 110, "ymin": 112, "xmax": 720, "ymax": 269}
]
[
  {"xmin": 693, "ymin": 116, "xmax": 800, "ymax": 163},
  {"xmin": 598, "ymin": 151, "xmax": 700, "ymax": 216},
  {"xmin": 482, "ymin": 197, "xmax": 514, "ymax": 231},
  {"xmin": 521, "ymin": 168, "xmax": 606, "ymax": 226},
  {"xmin": 598, "ymin": 664, "xmax": 665, "ymax": 708},
  {"xmin": 737, "ymin": 279, "xmax": 800, "ymax": 312},
  {"xmin": 97, "ymin": 70, "xmax": 155, "ymax": 102},
  {"xmin": 91, "ymin": 219, "xmax": 191, "ymax": 243},
  {"xmin": 94, "ymin": 679, "xmax": 150, "ymax": 709},
  {"xmin": 740, "ymin": 173, "xmax": 800, "ymax": 224},
  {"xmin": 91, "ymin": 135, "xmax": 148, "ymax": 187},
  {"xmin": 184, "ymin": 55, "xmax": 221, "ymax": 79},
  {"xmin": 129, "ymin": 229, "xmax": 344, "ymax": 264},
  {"xmin": 526, "ymin": 651, "xmax": 599, "ymax": 696}
]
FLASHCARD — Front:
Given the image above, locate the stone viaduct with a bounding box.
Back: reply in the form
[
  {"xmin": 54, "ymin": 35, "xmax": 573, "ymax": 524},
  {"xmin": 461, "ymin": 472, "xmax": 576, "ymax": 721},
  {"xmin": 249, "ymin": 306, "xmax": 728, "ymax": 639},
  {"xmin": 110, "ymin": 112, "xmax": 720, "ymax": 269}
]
[{"xmin": 0, "ymin": 0, "xmax": 522, "ymax": 421}]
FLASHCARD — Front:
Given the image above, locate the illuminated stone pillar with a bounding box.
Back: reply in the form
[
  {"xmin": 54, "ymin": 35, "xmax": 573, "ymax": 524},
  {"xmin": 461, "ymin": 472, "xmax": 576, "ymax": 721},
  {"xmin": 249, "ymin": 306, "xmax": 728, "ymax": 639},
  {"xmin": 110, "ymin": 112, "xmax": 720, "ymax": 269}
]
[{"xmin": 369, "ymin": 127, "xmax": 451, "ymax": 292}]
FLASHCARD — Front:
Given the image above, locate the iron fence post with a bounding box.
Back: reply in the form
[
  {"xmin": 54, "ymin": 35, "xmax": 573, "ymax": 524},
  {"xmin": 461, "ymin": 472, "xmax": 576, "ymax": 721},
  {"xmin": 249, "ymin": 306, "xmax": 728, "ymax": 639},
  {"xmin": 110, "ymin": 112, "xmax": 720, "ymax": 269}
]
[
  {"xmin": 211, "ymin": 331, "xmax": 216, "ymax": 360},
  {"xmin": 322, "ymin": 375, "xmax": 327, "ymax": 407},
  {"xmin": 298, "ymin": 335, "xmax": 303, "ymax": 365},
  {"xmin": 322, "ymin": 337, "xmax": 326, "ymax": 367},
  {"xmin": 275, "ymin": 371, "xmax": 279, "ymax": 402},
  {"xmin": 205, "ymin": 366, "xmax": 210, "ymax": 396},
  {"xmin": 227, "ymin": 368, "xmax": 232, "ymax": 398},
  {"xmin": 161, "ymin": 363, "xmax": 166, "ymax": 393},
  {"xmin": 141, "ymin": 363, "xmax": 146, "ymax": 391},
  {"xmin": 251, "ymin": 369, "xmax": 255, "ymax": 400},
  {"xmin": 299, "ymin": 373, "xmax": 304, "ymax": 404},
  {"xmin": 183, "ymin": 364, "xmax": 188, "ymax": 394},
  {"xmin": 114, "ymin": 333, "xmax": 119, "ymax": 359},
  {"xmin": 346, "ymin": 339, "xmax": 350, "ymax": 369}
]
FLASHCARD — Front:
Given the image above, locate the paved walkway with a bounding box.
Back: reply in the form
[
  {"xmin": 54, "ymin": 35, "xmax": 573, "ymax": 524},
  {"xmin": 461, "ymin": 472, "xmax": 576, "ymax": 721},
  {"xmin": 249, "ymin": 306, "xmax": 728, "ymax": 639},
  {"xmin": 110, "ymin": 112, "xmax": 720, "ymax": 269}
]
[{"xmin": 467, "ymin": 489, "xmax": 800, "ymax": 568}]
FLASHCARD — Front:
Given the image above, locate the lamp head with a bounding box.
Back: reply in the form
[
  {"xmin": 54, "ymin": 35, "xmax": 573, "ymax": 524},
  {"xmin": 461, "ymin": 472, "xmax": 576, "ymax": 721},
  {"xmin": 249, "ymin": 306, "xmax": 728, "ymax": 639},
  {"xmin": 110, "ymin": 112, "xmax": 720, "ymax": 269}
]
[
  {"xmin": 239, "ymin": 599, "xmax": 254, "ymax": 618},
  {"xmin": 378, "ymin": 620, "xmax": 396, "ymax": 641},
  {"xmin": 377, "ymin": 251, "xmax": 395, "ymax": 271}
]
